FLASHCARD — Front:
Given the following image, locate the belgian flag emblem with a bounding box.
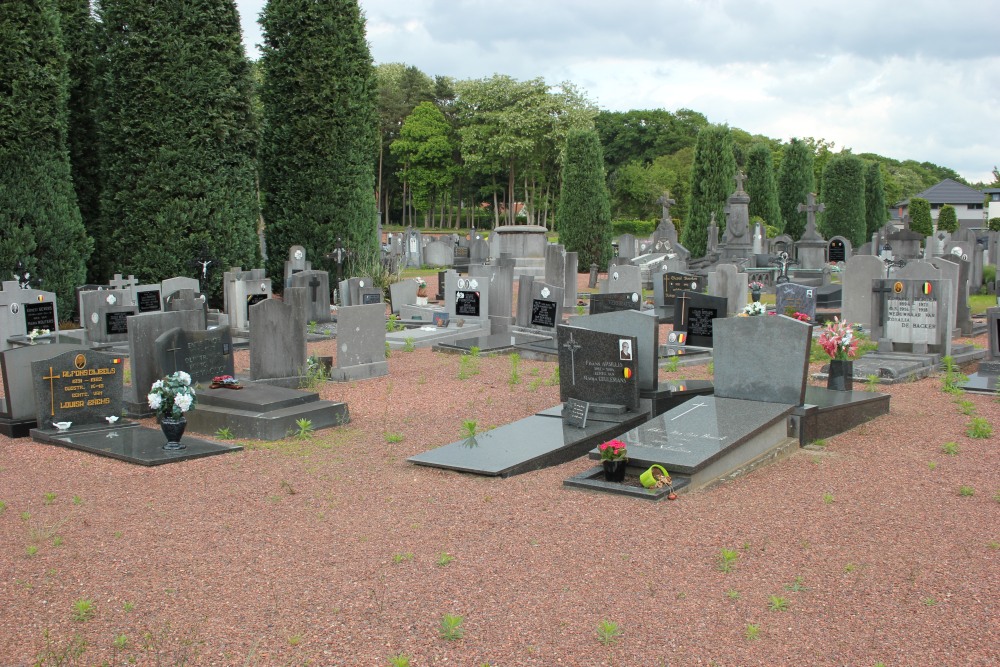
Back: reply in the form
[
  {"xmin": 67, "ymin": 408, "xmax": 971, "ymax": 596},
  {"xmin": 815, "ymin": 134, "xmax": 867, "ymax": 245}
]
[
  {"xmin": 623, "ymin": 367, "xmax": 632, "ymax": 380},
  {"xmin": 922, "ymin": 282, "xmax": 933, "ymax": 295}
]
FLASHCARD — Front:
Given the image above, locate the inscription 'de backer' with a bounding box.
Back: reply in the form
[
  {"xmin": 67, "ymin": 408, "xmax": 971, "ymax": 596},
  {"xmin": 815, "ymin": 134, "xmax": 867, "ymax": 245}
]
[{"xmin": 886, "ymin": 297, "xmax": 938, "ymax": 343}]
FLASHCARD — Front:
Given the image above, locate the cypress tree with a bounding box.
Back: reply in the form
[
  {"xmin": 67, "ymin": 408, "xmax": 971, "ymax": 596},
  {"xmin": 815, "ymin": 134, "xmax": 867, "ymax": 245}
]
[
  {"xmin": 556, "ymin": 129, "xmax": 613, "ymax": 270},
  {"xmin": 777, "ymin": 138, "xmax": 815, "ymax": 240},
  {"xmin": 937, "ymin": 204, "xmax": 958, "ymax": 234},
  {"xmin": 909, "ymin": 198, "xmax": 933, "ymax": 236},
  {"xmin": 683, "ymin": 124, "xmax": 736, "ymax": 257},
  {"xmin": 0, "ymin": 0, "xmax": 92, "ymax": 315},
  {"xmin": 745, "ymin": 143, "xmax": 783, "ymax": 232},
  {"xmin": 260, "ymin": 0, "xmax": 379, "ymax": 280},
  {"xmin": 57, "ymin": 0, "xmax": 101, "ymax": 279},
  {"xmin": 98, "ymin": 0, "xmax": 260, "ymax": 298},
  {"xmin": 819, "ymin": 154, "xmax": 866, "ymax": 246},
  {"xmin": 864, "ymin": 161, "xmax": 887, "ymax": 238}
]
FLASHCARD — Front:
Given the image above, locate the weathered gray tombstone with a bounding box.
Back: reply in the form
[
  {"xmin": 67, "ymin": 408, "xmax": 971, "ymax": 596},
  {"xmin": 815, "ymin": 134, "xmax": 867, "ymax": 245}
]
[
  {"xmin": 602, "ymin": 264, "xmax": 642, "ymax": 297},
  {"xmin": 125, "ymin": 310, "xmax": 205, "ymax": 415},
  {"xmin": 469, "ymin": 238, "xmax": 489, "ymax": 264},
  {"xmin": 515, "ymin": 275, "xmax": 534, "ymax": 326},
  {"xmin": 929, "ymin": 257, "xmax": 961, "ymax": 336},
  {"xmin": 284, "ymin": 245, "xmax": 311, "ymax": 287},
  {"xmin": 130, "ymin": 284, "xmax": 162, "ymax": 314},
  {"xmin": 568, "ymin": 310, "xmax": 658, "ymax": 392},
  {"xmin": 288, "ymin": 269, "xmax": 331, "ymax": 323},
  {"xmin": 616, "ymin": 234, "xmax": 638, "ymax": 260},
  {"xmin": 775, "ymin": 282, "xmax": 817, "ymax": 321},
  {"xmin": 563, "ymin": 251, "xmax": 579, "ymax": 308},
  {"xmin": 330, "ymin": 303, "xmax": 389, "ymax": 382},
  {"xmin": 870, "ymin": 278, "xmax": 952, "ymax": 356},
  {"xmin": 794, "ymin": 193, "xmax": 827, "ymax": 269},
  {"xmin": 0, "ymin": 281, "xmax": 59, "ymax": 351},
  {"xmin": 589, "ymin": 292, "xmax": 641, "ymax": 315},
  {"xmin": 108, "ymin": 274, "xmax": 139, "ymax": 303},
  {"xmin": 160, "ymin": 276, "xmax": 200, "ymax": 297},
  {"xmin": 154, "ymin": 325, "xmax": 234, "ymax": 385},
  {"xmin": 0, "ymin": 343, "xmax": 82, "ymax": 436},
  {"xmin": 249, "ymin": 296, "xmax": 306, "ymax": 384},
  {"xmin": 80, "ymin": 290, "xmax": 135, "ymax": 344},
  {"xmin": 841, "ymin": 254, "xmax": 886, "ymax": 329},
  {"xmin": 707, "ymin": 264, "xmax": 747, "ymax": 316},
  {"xmin": 423, "ymin": 239, "xmax": 454, "ymax": 268},
  {"xmin": 445, "ymin": 273, "xmax": 491, "ymax": 329},
  {"xmin": 163, "ymin": 289, "xmax": 209, "ymax": 330},
  {"xmin": 471, "ymin": 255, "xmax": 515, "ymax": 332},
  {"xmin": 557, "ymin": 324, "xmax": 639, "ymax": 410},
  {"xmin": 544, "ymin": 244, "xmax": 567, "ymax": 293},
  {"xmin": 338, "ymin": 276, "xmax": 374, "ymax": 307},
  {"xmin": 31, "ymin": 349, "xmax": 125, "ymax": 428},
  {"xmin": 388, "ymin": 279, "xmax": 419, "ymax": 315},
  {"xmin": 828, "ymin": 236, "xmax": 852, "ymax": 263}
]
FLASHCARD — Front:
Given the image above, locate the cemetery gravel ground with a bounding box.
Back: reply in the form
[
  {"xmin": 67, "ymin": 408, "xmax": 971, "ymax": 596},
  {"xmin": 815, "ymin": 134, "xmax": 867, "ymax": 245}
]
[{"xmin": 1, "ymin": 328, "xmax": 998, "ymax": 664}]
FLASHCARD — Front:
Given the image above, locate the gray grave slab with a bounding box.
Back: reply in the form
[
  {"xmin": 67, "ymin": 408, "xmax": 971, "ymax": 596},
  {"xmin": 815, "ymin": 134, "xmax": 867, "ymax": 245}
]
[
  {"xmin": 841, "ymin": 254, "xmax": 886, "ymax": 329},
  {"xmin": 563, "ymin": 252, "xmax": 579, "ymax": 308},
  {"xmin": 187, "ymin": 383, "xmax": 350, "ymax": 441},
  {"xmin": 435, "ymin": 331, "xmax": 549, "ymax": 355},
  {"xmin": 445, "ymin": 274, "xmax": 491, "ymax": 327},
  {"xmin": 712, "ymin": 315, "xmax": 811, "ymax": 405},
  {"xmin": 589, "ymin": 291, "xmax": 641, "ymax": 315},
  {"xmin": 288, "ymin": 270, "xmax": 331, "ymax": 323},
  {"xmin": 708, "ymin": 264, "xmax": 747, "ymax": 316},
  {"xmin": 526, "ymin": 282, "xmax": 563, "ymax": 333},
  {"xmin": 283, "ymin": 245, "xmax": 311, "ymax": 287},
  {"xmin": 567, "ymin": 310, "xmax": 659, "ymax": 392},
  {"xmin": 330, "ymin": 303, "xmax": 388, "ymax": 382},
  {"xmin": 423, "ymin": 239, "xmax": 454, "ymax": 267},
  {"xmin": 250, "ymin": 297, "xmax": 306, "ymax": 383},
  {"xmin": 870, "ymin": 279, "xmax": 951, "ymax": 356},
  {"xmin": 160, "ymin": 276, "xmax": 200, "ymax": 298},
  {"xmin": 388, "ymin": 279, "xmax": 419, "ymax": 314},
  {"xmin": 0, "ymin": 282, "xmax": 60, "ymax": 351},
  {"xmin": 80, "ymin": 290, "xmax": 133, "ymax": 343},
  {"xmin": 407, "ymin": 411, "xmax": 648, "ymax": 477},
  {"xmin": 774, "ymin": 283, "xmax": 817, "ymax": 321},
  {"xmin": 154, "ymin": 326, "xmax": 235, "ymax": 384},
  {"xmin": 557, "ymin": 325, "xmax": 640, "ymax": 410},
  {"xmin": 929, "ymin": 257, "xmax": 961, "ymax": 335},
  {"xmin": 163, "ymin": 289, "xmax": 209, "ymax": 329},
  {"xmin": 791, "ymin": 385, "xmax": 890, "ymax": 445},
  {"xmin": 31, "ymin": 349, "xmax": 125, "ymax": 428},
  {"xmin": 133, "ymin": 285, "xmax": 163, "ymax": 314},
  {"xmin": 613, "ymin": 396, "xmax": 794, "ymax": 486},
  {"xmin": 31, "ymin": 425, "xmax": 241, "ymax": 466},
  {"xmin": 125, "ymin": 310, "xmax": 205, "ymax": 411},
  {"xmin": 515, "ymin": 275, "xmax": 535, "ymax": 326},
  {"xmin": 358, "ymin": 288, "xmax": 384, "ymax": 305}
]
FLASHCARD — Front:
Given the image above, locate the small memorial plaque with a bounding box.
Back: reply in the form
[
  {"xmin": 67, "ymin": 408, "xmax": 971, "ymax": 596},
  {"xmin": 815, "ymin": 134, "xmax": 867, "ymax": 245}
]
[
  {"xmin": 829, "ymin": 239, "xmax": 846, "ymax": 263},
  {"xmin": 530, "ymin": 299, "xmax": 558, "ymax": 328},
  {"xmin": 455, "ymin": 291, "xmax": 480, "ymax": 317},
  {"xmin": 136, "ymin": 289, "xmax": 162, "ymax": 313},
  {"xmin": 24, "ymin": 302, "xmax": 57, "ymax": 331},
  {"xmin": 564, "ymin": 397, "xmax": 589, "ymax": 429},
  {"xmin": 687, "ymin": 307, "xmax": 717, "ymax": 348},
  {"xmin": 362, "ymin": 292, "xmax": 382, "ymax": 305},
  {"xmin": 105, "ymin": 310, "xmax": 134, "ymax": 336}
]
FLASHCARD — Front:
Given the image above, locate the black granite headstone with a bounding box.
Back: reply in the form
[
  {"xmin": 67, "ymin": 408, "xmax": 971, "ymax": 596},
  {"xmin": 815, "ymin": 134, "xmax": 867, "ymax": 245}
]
[
  {"xmin": 530, "ymin": 299, "xmax": 558, "ymax": 328},
  {"xmin": 246, "ymin": 294, "xmax": 267, "ymax": 322},
  {"xmin": 589, "ymin": 292, "xmax": 641, "ymax": 315},
  {"xmin": 154, "ymin": 327, "xmax": 235, "ymax": 384},
  {"xmin": 665, "ymin": 272, "xmax": 703, "ymax": 301},
  {"xmin": 456, "ymin": 290, "xmax": 481, "ymax": 317},
  {"xmin": 136, "ymin": 289, "xmax": 162, "ymax": 313},
  {"xmin": 557, "ymin": 324, "xmax": 639, "ymax": 410},
  {"xmin": 673, "ymin": 291, "xmax": 727, "ymax": 348},
  {"xmin": 31, "ymin": 349, "xmax": 124, "ymax": 426},
  {"xmin": 828, "ymin": 239, "xmax": 846, "ymax": 263},
  {"xmin": 24, "ymin": 302, "xmax": 57, "ymax": 331}
]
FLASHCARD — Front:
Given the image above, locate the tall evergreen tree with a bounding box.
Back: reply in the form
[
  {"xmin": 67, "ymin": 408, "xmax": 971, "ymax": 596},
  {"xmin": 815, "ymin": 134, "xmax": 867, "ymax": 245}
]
[
  {"xmin": 57, "ymin": 0, "xmax": 101, "ymax": 279},
  {"xmin": 820, "ymin": 154, "xmax": 866, "ymax": 246},
  {"xmin": 745, "ymin": 143, "xmax": 783, "ymax": 232},
  {"xmin": 937, "ymin": 204, "xmax": 958, "ymax": 233},
  {"xmin": 777, "ymin": 138, "xmax": 816, "ymax": 240},
  {"xmin": 909, "ymin": 197, "xmax": 933, "ymax": 236},
  {"xmin": 863, "ymin": 161, "xmax": 887, "ymax": 238},
  {"xmin": 0, "ymin": 0, "xmax": 92, "ymax": 314},
  {"xmin": 260, "ymin": 0, "xmax": 379, "ymax": 279},
  {"xmin": 98, "ymin": 0, "xmax": 260, "ymax": 298},
  {"xmin": 556, "ymin": 129, "xmax": 612, "ymax": 270},
  {"xmin": 682, "ymin": 124, "xmax": 736, "ymax": 257}
]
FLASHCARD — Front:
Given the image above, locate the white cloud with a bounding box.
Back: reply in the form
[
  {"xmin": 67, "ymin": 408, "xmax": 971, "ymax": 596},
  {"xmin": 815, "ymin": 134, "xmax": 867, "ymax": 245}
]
[{"xmin": 234, "ymin": 0, "xmax": 1000, "ymax": 182}]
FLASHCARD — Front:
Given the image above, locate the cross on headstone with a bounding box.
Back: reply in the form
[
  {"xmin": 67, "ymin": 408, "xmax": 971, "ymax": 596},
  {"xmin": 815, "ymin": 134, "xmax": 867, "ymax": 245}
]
[
  {"xmin": 109, "ymin": 274, "xmax": 138, "ymax": 291},
  {"xmin": 324, "ymin": 237, "xmax": 348, "ymax": 283},
  {"xmin": 872, "ymin": 282, "xmax": 894, "ymax": 328},
  {"xmin": 733, "ymin": 170, "xmax": 747, "ymax": 193},
  {"xmin": 164, "ymin": 341, "xmax": 183, "ymax": 374},
  {"xmin": 670, "ymin": 401, "xmax": 707, "ymax": 421},
  {"xmin": 675, "ymin": 292, "xmax": 690, "ymax": 327},
  {"xmin": 308, "ymin": 274, "xmax": 322, "ymax": 304},
  {"xmin": 797, "ymin": 192, "xmax": 825, "ymax": 239},
  {"xmin": 562, "ymin": 331, "xmax": 582, "ymax": 385},
  {"xmin": 656, "ymin": 191, "xmax": 676, "ymax": 221},
  {"xmin": 42, "ymin": 366, "xmax": 60, "ymax": 417}
]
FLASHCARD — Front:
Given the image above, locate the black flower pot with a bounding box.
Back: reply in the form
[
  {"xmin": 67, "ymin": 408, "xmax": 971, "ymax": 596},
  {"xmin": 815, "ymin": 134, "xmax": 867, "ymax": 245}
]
[
  {"xmin": 827, "ymin": 359, "xmax": 854, "ymax": 391},
  {"xmin": 160, "ymin": 417, "xmax": 188, "ymax": 450},
  {"xmin": 751, "ymin": 289, "xmax": 761, "ymax": 303},
  {"xmin": 602, "ymin": 459, "xmax": 627, "ymax": 482}
]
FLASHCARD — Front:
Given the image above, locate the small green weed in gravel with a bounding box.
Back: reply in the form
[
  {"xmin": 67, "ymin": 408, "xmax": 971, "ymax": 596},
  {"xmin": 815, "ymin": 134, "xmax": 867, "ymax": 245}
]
[
  {"xmin": 508, "ymin": 353, "xmax": 521, "ymax": 386},
  {"xmin": 717, "ymin": 548, "xmax": 739, "ymax": 573},
  {"xmin": 726, "ymin": 589, "xmax": 740, "ymax": 600},
  {"xmin": 388, "ymin": 653, "xmax": 412, "ymax": 667},
  {"xmin": 43, "ymin": 492, "xmax": 56, "ymax": 505},
  {"xmin": 927, "ymin": 461, "xmax": 938, "ymax": 470},
  {"xmin": 864, "ymin": 374, "xmax": 880, "ymax": 391},
  {"xmin": 385, "ymin": 432, "xmax": 404, "ymax": 443},
  {"xmin": 215, "ymin": 427, "xmax": 234, "ymax": 439},
  {"xmin": 823, "ymin": 492, "xmax": 835, "ymax": 504},
  {"xmin": 941, "ymin": 441, "xmax": 960, "ymax": 456},
  {"xmin": 956, "ymin": 399, "xmax": 977, "ymax": 416},
  {"xmin": 292, "ymin": 418, "xmax": 314, "ymax": 439},
  {"xmin": 768, "ymin": 595, "xmax": 788, "ymax": 612},
  {"xmin": 439, "ymin": 614, "xmax": 464, "ymax": 641},
  {"xmin": 784, "ymin": 576, "xmax": 809, "ymax": 592},
  {"xmin": 958, "ymin": 485, "xmax": 975, "ymax": 497},
  {"xmin": 26, "ymin": 545, "xmax": 38, "ymax": 557},
  {"xmin": 402, "ymin": 337, "xmax": 415, "ymax": 352},
  {"xmin": 72, "ymin": 495, "xmax": 82, "ymax": 506},
  {"xmin": 596, "ymin": 619, "xmax": 622, "ymax": 646},
  {"xmin": 436, "ymin": 552, "xmax": 454, "ymax": 566},
  {"xmin": 461, "ymin": 419, "xmax": 477, "ymax": 438},
  {"xmin": 966, "ymin": 417, "xmax": 992, "ymax": 439},
  {"xmin": 0, "ymin": 500, "xmax": 6, "ymax": 515},
  {"xmin": 745, "ymin": 623, "xmax": 760, "ymax": 640},
  {"xmin": 391, "ymin": 552, "xmax": 414, "ymax": 564},
  {"xmin": 71, "ymin": 598, "xmax": 95, "ymax": 622}
]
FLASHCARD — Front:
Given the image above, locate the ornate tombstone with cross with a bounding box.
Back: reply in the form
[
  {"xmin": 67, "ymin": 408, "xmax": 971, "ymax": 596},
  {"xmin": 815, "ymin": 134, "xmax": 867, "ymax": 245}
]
[{"xmin": 288, "ymin": 270, "xmax": 331, "ymax": 323}]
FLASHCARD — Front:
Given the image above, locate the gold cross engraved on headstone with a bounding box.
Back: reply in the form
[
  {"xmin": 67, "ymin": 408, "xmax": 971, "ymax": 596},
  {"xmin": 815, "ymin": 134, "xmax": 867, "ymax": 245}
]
[
  {"xmin": 42, "ymin": 366, "xmax": 59, "ymax": 416},
  {"xmin": 675, "ymin": 292, "xmax": 691, "ymax": 328}
]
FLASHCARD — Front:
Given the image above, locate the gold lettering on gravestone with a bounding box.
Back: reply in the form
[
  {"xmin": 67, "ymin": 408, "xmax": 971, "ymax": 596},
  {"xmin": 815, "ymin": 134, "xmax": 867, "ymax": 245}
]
[{"xmin": 55, "ymin": 367, "xmax": 117, "ymax": 411}]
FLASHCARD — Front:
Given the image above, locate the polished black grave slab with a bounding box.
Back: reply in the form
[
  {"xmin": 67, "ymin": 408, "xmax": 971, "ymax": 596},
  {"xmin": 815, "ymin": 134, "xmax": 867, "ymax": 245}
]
[
  {"xmin": 958, "ymin": 372, "xmax": 1000, "ymax": 395},
  {"xmin": 790, "ymin": 386, "xmax": 891, "ymax": 444},
  {"xmin": 408, "ymin": 411, "xmax": 647, "ymax": 477},
  {"xmin": 30, "ymin": 425, "xmax": 241, "ymax": 466},
  {"xmin": 564, "ymin": 465, "xmax": 691, "ymax": 500}
]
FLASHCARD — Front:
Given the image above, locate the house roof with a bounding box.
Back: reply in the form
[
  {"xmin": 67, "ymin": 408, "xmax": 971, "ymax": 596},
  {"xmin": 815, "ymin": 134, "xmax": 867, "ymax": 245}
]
[{"xmin": 897, "ymin": 178, "xmax": 985, "ymax": 206}]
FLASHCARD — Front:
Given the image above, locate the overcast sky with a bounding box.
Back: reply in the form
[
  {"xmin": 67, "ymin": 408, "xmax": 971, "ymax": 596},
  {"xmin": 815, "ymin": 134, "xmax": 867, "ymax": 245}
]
[{"xmin": 233, "ymin": 0, "xmax": 1000, "ymax": 184}]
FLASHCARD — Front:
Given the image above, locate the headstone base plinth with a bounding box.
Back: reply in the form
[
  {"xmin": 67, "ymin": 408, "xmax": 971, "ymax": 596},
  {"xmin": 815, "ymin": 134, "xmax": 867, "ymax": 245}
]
[{"xmin": 329, "ymin": 361, "xmax": 388, "ymax": 382}]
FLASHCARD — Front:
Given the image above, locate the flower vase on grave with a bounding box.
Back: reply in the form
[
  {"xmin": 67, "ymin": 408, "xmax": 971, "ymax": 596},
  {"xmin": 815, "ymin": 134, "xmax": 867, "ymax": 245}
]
[
  {"xmin": 416, "ymin": 296, "xmax": 428, "ymax": 306},
  {"xmin": 751, "ymin": 288, "xmax": 761, "ymax": 303},
  {"xmin": 602, "ymin": 460, "xmax": 627, "ymax": 483},
  {"xmin": 827, "ymin": 359, "xmax": 854, "ymax": 391},
  {"xmin": 160, "ymin": 417, "xmax": 188, "ymax": 450}
]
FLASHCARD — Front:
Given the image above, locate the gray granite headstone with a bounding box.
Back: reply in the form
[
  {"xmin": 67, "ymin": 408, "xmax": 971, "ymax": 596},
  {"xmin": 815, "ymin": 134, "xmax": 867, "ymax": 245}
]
[
  {"xmin": 602, "ymin": 264, "xmax": 643, "ymax": 297},
  {"xmin": 515, "ymin": 275, "xmax": 534, "ymax": 326},
  {"xmin": 774, "ymin": 282, "xmax": 817, "ymax": 321},
  {"xmin": 557, "ymin": 324, "xmax": 639, "ymax": 410},
  {"xmin": 423, "ymin": 239, "xmax": 454, "ymax": 267},
  {"xmin": 708, "ymin": 263, "xmax": 747, "ymax": 315},
  {"xmin": 160, "ymin": 276, "xmax": 200, "ymax": 298},
  {"xmin": 284, "ymin": 245, "xmax": 311, "ymax": 287},
  {"xmin": 841, "ymin": 254, "xmax": 886, "ymax": 328},
  {"xmin": 929, "ymin": 257, "xmax": 961, "ymax": 335},
  {"xmin": 544, "ymin": 244, "xmax": 567, "ymax": 293},
  {"xmin": 445, "ymin": 273, "xmax": 491, "ymax": 327},
  {"xmin": 388, "ymin": 279, "xmax": 419, "ymax": 314},
  {"xmin": 563, "ymin": 251, "xmax": 579, "ymax": 308},
  {"xmin": 154, "ymin": 326, "xmax": 235, "ymax": 385},
  {"xmin": 163, "ymin": 289, "xmax": 208, "ymax": 329},
  {"xmin": 133, "ymin": 285, "xmax": 163, "ymax": 314},
  {"xmin": 870, "ymin": 279, "xmax": 952, "ymax": 356},
  {"xmin": 127, "ymin": 310, "xmax": 205, "ymax": 404},
  {"xmin": 331, "ymin": 303, "xmax": 389, "ymax": 381},
  {"xmin": 589, "ymin": 292, "xmax": 641, "ymax": 315},
  {"xmin": 81, "ymin": 290, "xmax": 133, "ymax": 343},
  {"xmin": 288, "ymin": 270, "xmax": 331, "ymax": 323},
  {"xmin": 32, "ymin": 349, "xmax": 125, "ymax": 427},
  {"xmin": 568, "ymin": 310, "xmax": 659, "ymax": 392},
  {"xmin": 0, "ymin": 281, "xmax": 59, "ymax": 351},
  {"xmin": 1, "ymin": 343, "xmax": 82, "ymax": 421},
  {"xmin": 249, "ymin": 297, "xmax": 306, "ymax": 381},
  {"xmin": 526, "ymin": 282, "xmax": 563, "ymax": 333},
  {"xmin": 712, "ymin": 315, "xmax": 811, "ymax": 405}
]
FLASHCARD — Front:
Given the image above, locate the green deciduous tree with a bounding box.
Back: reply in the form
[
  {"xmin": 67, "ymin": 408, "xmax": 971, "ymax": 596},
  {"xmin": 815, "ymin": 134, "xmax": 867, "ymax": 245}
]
[
  {"xmin": 864, "ymin": 160, "xmax": 888, "ymax": 238},
  {"xmin": 98, "ymin": 0, "xmax": 259, "ymax": 299},
  {"xmin": 777, "ymin": 138, "xmax": 816, "ymax": 240},
  {"xmin": 820, "ymin": 154, "xmax": 866, "ymax": 246},
  {"xmin": 1, "ymin": 0, "xmax": 92, "ymax": 314},
  {"xmin": 260, "ymin": 0, "xmax": 379, "ymax": 280},
  {"xmin": 557, "ymin": 129, "xmax": 612, "ymax": 270},
  {"xmin": 937, "ymin": 204, "xmax": 958, "ymax": 233},
  {"xmin": 683, "ymin": 124, "xmax": 736, "ymax": 257},
  {"xmin": 745, "ymin": 143, "xmax": 783, "ymax": 231},
  {"xmin": 390, "ymin": 101, "xmax": 456, "ymax": 224},
  {"xmin": 909, "ymin": 197, "xmax": 932, "ymax": 236}
]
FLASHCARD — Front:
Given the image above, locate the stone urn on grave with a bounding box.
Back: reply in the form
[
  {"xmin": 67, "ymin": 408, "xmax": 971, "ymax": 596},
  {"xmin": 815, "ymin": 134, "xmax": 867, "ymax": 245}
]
[{"xmin": 415, "ymin": 277, "xmax": 429, "ymax": 306}]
